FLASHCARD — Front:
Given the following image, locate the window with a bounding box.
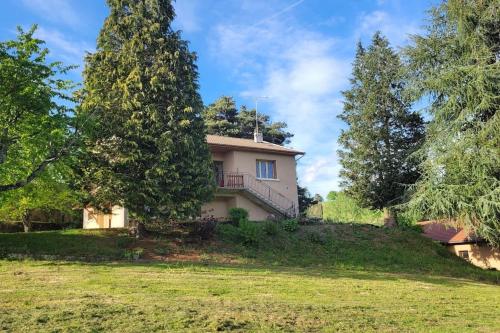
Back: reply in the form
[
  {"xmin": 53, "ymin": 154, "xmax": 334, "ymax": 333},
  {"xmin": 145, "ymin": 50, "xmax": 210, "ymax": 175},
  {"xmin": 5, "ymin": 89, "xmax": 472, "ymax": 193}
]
[
  {"xmin": 458, "ymin": 250, "xmax": 469, "ymax": 260},
  {"xmin": 256, "ymin": 160, "xmax": 277, "ymax": 179}
]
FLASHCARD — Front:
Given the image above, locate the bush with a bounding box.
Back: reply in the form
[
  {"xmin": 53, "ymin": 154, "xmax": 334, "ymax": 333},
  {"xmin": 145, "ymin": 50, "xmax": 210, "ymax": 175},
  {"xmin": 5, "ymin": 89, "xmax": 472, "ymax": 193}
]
[
  {"xmin": 263, "ymin": 221, "xmax": 279, "ymax": 236},
  {"xmin": 229, "ymin": 208, "xmax": 249, "ymax": 226},
  {"xmin": 216, "ymin": 220, "xmax": 262, "ymax": 246},
  {"xmin": 190, "ymin": 218, "xmax": 217, "ymax": 240},
  {"xmin": 124, "ymin": 247, "xmax": 144, "ymax": 260},
  {"xmin": 239, "ymin": 220, "xmax": 262, "ymax": 245},
  {"xmin": 306, "ymin": 230, "xmax": 326, "ymax": 244},
  {"xmin": 281, "ymin": 219, "xmax": 299, "ymax": 232}
]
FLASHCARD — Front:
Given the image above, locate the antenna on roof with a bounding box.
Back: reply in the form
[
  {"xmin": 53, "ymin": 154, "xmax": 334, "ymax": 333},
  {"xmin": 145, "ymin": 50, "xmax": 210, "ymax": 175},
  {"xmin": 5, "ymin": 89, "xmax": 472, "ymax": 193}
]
[{"xmin": 253, "ymin": 96, "xmax": 270, "ymax": 143}]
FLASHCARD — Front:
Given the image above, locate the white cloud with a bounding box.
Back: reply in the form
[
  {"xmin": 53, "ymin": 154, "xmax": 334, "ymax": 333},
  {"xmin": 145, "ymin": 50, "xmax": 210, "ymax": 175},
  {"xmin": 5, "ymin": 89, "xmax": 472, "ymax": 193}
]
[
  {"xmin": 35, "ymin": 26, "xmax": 93, "ymax": 66},
  {"xmin": 21, "ymin": 0, "xmax": 81, "ymax": 28},
  {"xmin": 210, "ymin": 13, "xmax": 350, "ymax": 196},
  {"xmin": 356, "ymin": 10, "xmax": 419, "ymax": 46}
]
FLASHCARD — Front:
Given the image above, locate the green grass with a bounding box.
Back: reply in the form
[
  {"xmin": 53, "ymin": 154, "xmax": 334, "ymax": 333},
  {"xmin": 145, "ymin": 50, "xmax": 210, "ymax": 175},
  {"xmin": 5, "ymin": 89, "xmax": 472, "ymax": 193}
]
[
  {"xmin": 313, "ymin": 192, "xmax": 384, "ymax": 225},
  {"xmin": 0, "ymin": 229, "xmax": 133, "ymax": 260},
  {"xmin": 0, "ymin": 224, "xmax": 499, "ymax": 332}
]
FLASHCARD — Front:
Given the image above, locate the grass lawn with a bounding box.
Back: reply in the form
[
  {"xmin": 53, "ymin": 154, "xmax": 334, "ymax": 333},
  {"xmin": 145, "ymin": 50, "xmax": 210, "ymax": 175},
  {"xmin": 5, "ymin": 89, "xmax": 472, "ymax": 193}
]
[{"xmin": 0, "ymin": 224, "xmax": 499, "ymax": 332}]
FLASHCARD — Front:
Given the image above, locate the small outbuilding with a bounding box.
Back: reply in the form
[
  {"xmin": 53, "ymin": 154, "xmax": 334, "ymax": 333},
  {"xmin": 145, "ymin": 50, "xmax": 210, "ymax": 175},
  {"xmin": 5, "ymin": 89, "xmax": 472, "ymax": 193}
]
[
  {"xmin": 418, "ymin": 221, "xmax": 499, "ymax": 270},
  {"xmin": 83, "ymin": 206, "xmax": 128, "ymax": 229}
]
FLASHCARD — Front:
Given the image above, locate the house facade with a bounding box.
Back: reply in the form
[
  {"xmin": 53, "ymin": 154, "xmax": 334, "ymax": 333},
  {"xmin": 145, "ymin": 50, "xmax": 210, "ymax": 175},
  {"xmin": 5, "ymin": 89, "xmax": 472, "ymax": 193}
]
[{"xmin": 83, "ymin": 134, "xmax": 304, "ymax": 228}]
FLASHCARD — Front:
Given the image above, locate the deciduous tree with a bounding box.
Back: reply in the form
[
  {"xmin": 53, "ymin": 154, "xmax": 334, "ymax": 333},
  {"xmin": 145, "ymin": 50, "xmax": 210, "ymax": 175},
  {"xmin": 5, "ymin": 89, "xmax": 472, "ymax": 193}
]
[{"xmin": 0, "ymin": 26, "xmax": 76, "ymax": 192}]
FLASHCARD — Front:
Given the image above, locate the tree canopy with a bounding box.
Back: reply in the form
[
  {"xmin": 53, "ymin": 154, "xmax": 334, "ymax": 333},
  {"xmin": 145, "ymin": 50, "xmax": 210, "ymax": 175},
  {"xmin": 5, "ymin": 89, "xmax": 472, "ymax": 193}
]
[
  {"xmin": 338, "ymin": 33, "xmax": 425, "ymax": 211},
  {"xmin": 203, "ymin": 96, "xmax": 293, "ymax": 145},
  {"xmin": 0, "ymin": 26, "xmax": 76, "ymax": 192},
  {"xmin": 404, "ymin": 0, "xmax": 499, "ymax": 245},
  {"xmin": 78, "ymin": 0, "xmax": 214, "ymax": 223}
]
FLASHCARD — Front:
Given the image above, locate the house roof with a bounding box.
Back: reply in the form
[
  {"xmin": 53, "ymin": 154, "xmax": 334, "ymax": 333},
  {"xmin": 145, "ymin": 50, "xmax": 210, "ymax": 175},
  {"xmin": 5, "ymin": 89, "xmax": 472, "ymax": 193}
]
[
  {"xmin": 206, "ymin": 134, "xmax": 305, "ymax": 156},
  {"xmin": 418, "ymin": 221, "xmax": 480, "ymax": 244}
]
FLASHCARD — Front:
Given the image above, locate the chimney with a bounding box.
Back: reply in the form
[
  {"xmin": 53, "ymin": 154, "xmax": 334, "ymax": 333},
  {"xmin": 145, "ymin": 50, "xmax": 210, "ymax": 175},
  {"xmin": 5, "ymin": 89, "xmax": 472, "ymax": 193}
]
[{"xmin": 254, "ymin": 130, "xmax": 263, "ymax": 143}]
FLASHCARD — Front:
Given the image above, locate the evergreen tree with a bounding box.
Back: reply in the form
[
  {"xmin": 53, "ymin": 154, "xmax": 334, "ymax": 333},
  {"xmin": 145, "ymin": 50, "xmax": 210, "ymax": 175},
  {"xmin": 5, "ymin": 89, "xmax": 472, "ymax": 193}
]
[
  {"xmin": 203, "ymin": 96, "xmax": 240, "ymax": 137},
  {"xmin": 404, "ymin": 0, "xmax": 499, "ymax": 245},
  {"xmin": 203, "ymin": 96, "xmax": 293, "ymax": 145},
  {"xmin": 338, "ymin": 33, "xmax": 425, "ymax": 213},
  {"xmin": 79, "ymin": 0, "xmax": 214, "ymax": 223},
  {"xmin": 297, "ymin": 184, "xmax": 314, "ymax": 213}
]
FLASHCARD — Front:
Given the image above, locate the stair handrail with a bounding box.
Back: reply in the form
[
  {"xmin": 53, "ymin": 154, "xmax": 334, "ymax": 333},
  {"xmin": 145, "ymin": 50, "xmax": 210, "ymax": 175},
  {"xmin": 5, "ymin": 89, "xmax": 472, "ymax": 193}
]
[{"xmin": 221, "ymin": 172, "xmax": 296, "ymax": 217}]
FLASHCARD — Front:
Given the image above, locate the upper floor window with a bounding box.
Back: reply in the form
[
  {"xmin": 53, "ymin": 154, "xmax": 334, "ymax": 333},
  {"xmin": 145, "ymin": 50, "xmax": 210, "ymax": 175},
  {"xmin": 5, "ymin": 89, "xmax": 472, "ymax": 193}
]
[{"xmin": 256, "ymin": 160, "xmax": 276, "ymax": 179}]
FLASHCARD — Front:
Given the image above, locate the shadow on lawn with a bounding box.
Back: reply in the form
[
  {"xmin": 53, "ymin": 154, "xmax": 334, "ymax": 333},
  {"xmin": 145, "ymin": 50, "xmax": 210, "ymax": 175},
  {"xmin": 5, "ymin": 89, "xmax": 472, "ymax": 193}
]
[
  {"xmin": 1, "ymin": 225, "xmax": 499, "ymax": 286},
  {"xmin": 29, "ymin": 257, "xmax": 499, "ymax": 287}
]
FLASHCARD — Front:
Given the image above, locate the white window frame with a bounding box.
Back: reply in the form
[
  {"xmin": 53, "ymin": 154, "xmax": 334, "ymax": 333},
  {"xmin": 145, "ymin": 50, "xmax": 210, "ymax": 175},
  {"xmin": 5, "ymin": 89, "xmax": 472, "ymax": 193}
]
[{"xmin": 256, "ymin": 160, "xmax": 277, "ymax": 180}]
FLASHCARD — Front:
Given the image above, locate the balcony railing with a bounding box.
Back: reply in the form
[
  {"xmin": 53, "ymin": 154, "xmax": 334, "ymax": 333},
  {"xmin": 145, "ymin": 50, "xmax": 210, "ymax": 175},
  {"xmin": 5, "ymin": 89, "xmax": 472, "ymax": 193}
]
[{"xmin": 215, "ymin": 172, "xmax": 296, "ymax": 218}]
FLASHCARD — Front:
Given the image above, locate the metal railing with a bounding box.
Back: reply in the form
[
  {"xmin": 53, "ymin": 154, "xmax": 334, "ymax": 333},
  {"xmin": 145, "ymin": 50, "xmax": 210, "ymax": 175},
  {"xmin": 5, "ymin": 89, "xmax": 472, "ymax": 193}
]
[{"xmin": 215, "ymin": 172, "xmax": 296, "ymax": 218}]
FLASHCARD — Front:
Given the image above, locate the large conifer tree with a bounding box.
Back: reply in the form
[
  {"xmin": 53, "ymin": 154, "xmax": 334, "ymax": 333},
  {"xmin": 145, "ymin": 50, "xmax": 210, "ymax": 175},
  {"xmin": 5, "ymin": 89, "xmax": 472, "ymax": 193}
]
[
  {"xmin": 404, "ymin": 0, "xmax": 499, "ymax": 245},
  {"xmin": 79, "ymin": 0, "xmax": 214, "ymax": 222},
  {"xmin": 338, "ymin": 33, "xmax": 425, "ymax": 213}
]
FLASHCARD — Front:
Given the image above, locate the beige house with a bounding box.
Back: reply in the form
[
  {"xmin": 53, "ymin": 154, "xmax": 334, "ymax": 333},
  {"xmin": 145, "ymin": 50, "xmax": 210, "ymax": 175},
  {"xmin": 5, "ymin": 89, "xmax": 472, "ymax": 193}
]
[
  {"xmin": 419, "ymin": 221, "xmax": 500, "ymax": 270},
  {"xmin": 83, "ymin": 133, "xmax": 304, "ymax": 228}
]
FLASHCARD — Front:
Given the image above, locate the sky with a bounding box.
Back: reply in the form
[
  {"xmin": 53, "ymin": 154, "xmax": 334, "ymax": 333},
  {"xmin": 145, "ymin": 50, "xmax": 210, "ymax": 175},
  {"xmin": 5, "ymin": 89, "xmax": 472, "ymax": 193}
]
[{"xmin": 0, "ymin": 0, "xmax": 438, "ymax": 197}]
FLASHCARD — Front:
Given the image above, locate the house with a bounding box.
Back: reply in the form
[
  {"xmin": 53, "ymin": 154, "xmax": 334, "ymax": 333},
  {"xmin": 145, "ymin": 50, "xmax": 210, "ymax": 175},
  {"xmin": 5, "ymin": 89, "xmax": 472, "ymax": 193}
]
[
  {"xmin": 83, "ymin": 133, "xmax": 304, "ymax": 228},
  {"xmin": 418, "ymin": 221, "xmax": 500, "ymax": 270}
]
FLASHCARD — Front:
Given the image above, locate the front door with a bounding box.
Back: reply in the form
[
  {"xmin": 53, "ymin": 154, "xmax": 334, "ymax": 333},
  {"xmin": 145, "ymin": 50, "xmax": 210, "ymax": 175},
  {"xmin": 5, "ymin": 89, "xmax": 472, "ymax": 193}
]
[{"xmin": 213, "ymin": 161, "xmax": 224, "ymax": 187}]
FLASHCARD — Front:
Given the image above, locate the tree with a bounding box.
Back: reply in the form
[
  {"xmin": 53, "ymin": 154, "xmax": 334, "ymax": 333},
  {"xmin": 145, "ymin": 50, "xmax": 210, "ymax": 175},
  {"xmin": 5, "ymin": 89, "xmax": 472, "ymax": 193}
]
[
  {"xmin": 0, "ymin": 163, "xmax": 78, "ymax": 232},
  {"xmin": 78, "ymin": 0, "xmax": 214, "ymax": 224},
  {"xmin": 297, "ymin": 184, "xmax": 314, "ymax": 213},
  {"xmin": 313, "ymin": 193, "xmax": 324, "ymax": 203},
  {"xmin": 404, "ymin": 0, "xmax": 499, "ymax": 245},
  {"xmin": 0, "ymin": 26, "xmax": 76, "ymax": 192},
  {"xmin": 203, "ymin": 96, "xmax": 293, "ymax": 145},
  {"xmin": 338, "ymin": 33, "xmax": 425, "ymax": 215}
]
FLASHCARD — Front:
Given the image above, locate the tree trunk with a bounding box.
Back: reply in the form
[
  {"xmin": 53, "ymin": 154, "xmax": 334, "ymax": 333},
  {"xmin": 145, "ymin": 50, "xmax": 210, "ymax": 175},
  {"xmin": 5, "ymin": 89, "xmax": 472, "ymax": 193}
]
[
  {"xmin": 383, "ymin": 208, "xmax": 396, "ymax": 227},
  {"xmin": 22, "ymin": 211, "xmax": 31, "ymax": 233},
  {"xmin": 136, "ymin": 222, "xmax": 147, "ymax": 239}
]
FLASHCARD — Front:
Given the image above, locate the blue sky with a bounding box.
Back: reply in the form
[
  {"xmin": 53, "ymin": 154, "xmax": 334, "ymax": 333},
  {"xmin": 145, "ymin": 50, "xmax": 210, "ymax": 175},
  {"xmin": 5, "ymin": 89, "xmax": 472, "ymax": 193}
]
[{"xmin": 0, "ymin": 0, "xmax": 437, "ymax": 196}]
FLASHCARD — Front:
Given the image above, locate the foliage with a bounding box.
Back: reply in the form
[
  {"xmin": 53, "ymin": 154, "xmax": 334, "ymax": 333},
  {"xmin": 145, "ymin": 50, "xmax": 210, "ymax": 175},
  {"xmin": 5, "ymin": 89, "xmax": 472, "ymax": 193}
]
[
  {"xmin": 321, "ymin": 191, "xmax": 383, "ymax": 225},
  {"xmin": 228, "ymin": 207, "xmax": 248, "ymax": 226},
  {"xmin": 403, "ymin": 0, "xmax": 500, "ymax": 246},
  {"xmin": 0, "ymin": 26, "xmax": 77, "ymax": 192},
  {"xmin": 123, "ymin": 247, "xmax": 144, "ymax": 261},
  {"xmin": 313, "ymin": 193, "xmax": 324, "ymax": 203},
  {"xmin": 216, "ymin": 219, "xmax": 262, "ymax": 246},
  {"xmin": 297, "ymin": 184, "xmax": 315, "ymax": 213},
  {"xmin": 189, "ymin": 218, "xmax": 217, "ymax": 240},
  {"xmin": 238, "ymin": 219, "xmax": 262, "ymax": 245},
  {"xmin": 281, "ymin": 219, "xmax": 299, "ymax": 232},
  {"xmin": 203, "ymin": 96, "xmax": 294, "ymax": 145},
  {"xmin": 78, "ymin": 0, "xmax": 214, "ymax": 223},
  {"xmin": 0, "ymin": 163, "xmax": 79, "ymax": 231},
  {"xmin": 338, "ymin": 32, "xmax": 425, "ymax": 211},
  {"xmin": 262, "ymin": 220, "xmax": 279, "ymax": 236}
]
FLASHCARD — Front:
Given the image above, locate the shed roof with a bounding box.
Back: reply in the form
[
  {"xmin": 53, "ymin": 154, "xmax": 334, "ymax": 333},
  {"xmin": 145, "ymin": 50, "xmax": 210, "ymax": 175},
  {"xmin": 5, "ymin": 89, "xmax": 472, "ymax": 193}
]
[
  {"xmin": 206, "ymin": 134, "xmax": 304, "ymax": 156},
  {"xmin": 418, "ymin": 221, "xmax": 480, "ymax": 244}
]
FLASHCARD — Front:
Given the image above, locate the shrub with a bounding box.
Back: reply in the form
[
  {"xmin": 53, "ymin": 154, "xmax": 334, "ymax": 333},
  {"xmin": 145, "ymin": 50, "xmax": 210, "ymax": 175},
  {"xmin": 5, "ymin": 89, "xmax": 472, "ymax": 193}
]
[
  {"xmin": 216, "ymin": 220, "xmax": 262, "ymax": 246},
  {"xmin": 190, "ymin": 218, "xmax": 217, "ymax": 240},
  {"xmin": 228, "ymin": 208, "xmax": 249, "ymax": 226},
  {"xmin": 263, "ymin": 220, "xmax": 279, "ymax": 236},
  {"xmin": 306, "ymin": 230, "xmax": 326, "ymax": 244},
  {"xmin": 239, "ymin": 220, "xmax": 262, "ymax": 245},
  {"xmin": 216, "ymin": 223, "xmax": 241, "ymax": 243},
  {"xmin": 281, "ymin": 219, "xmax": 299, "ymax": 232},
  {"xmin": 124, "ymin": 247, "xmax": 144, "ymax": 260}
]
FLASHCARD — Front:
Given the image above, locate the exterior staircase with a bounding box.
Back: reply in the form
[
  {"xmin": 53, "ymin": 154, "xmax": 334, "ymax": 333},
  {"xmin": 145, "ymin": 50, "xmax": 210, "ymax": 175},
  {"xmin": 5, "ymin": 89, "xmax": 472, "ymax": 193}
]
[{"xmin": 216, "ymin": 172, "xmax": 297, "ymax": 218}]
